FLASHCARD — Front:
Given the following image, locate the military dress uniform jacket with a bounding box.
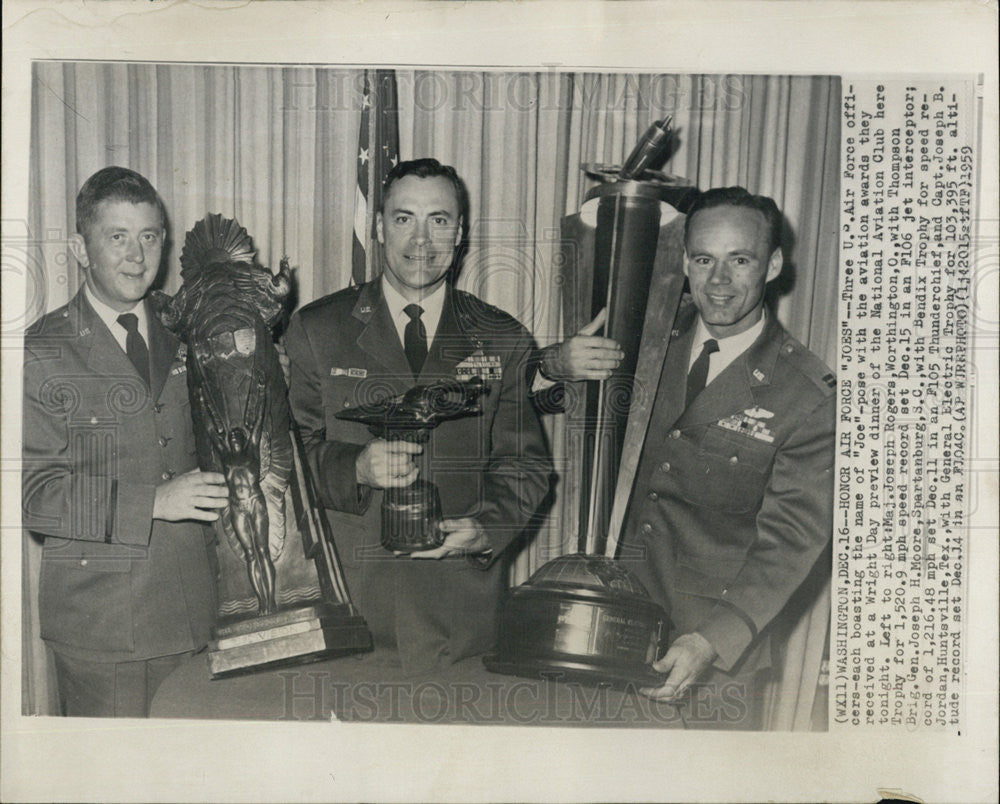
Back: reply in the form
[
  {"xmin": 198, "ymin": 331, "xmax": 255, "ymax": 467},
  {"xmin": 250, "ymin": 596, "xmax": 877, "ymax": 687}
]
[
  {"xmin": 22, "ymin": 290, "xmax": 217, "ymax": 661},
  {"xmin": 284, "ymin": 280, "xmax": 551, "ymax": 675},
  {"xmin": 619, "ymin": 303, "xmax": 836, "ymax": 674}
]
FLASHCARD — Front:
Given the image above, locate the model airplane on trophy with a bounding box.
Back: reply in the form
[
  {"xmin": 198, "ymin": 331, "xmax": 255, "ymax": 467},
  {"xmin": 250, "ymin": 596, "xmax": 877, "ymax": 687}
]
[
  {"xmin": 336, "ymin": 377, "xmax": 489, "ymax": 554},
  {"xmin": 151, "ymin": 214, "xmax": 372, "ymax": 677}
]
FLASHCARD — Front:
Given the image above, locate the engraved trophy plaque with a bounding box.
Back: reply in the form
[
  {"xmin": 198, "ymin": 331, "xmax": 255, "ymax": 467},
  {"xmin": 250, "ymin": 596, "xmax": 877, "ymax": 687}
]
[
  {"xmin": 483, "ymin": 553, "xmax": 666, "ymax": 686},
  {"xmin": 151, "ymin": 214, "xmax": 372, "ymax": 677}
]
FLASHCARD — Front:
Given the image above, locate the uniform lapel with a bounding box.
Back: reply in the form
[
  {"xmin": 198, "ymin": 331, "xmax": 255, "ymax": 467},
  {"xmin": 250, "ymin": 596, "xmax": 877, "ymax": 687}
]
[
  {"xmin": 656, "ymin": 304, "xmax": 698, "ymax": 430},
  {"xmin": 419, "ymin": 285, "xmax": 478, "ymax": 381},
  {"xmin": 76, "ymin": 292, "xmax": 141, "ymax": 383},
  {"xmin": 353, "ymin": 280, "xmax": 414, "ymax": 389},
  {"xmin": 146, "ymin": 298, "xmax": 180, "ymax": 401},
  {"xmin": 677, "ymin": 314, "xmax": 783, "ymax": 428}
]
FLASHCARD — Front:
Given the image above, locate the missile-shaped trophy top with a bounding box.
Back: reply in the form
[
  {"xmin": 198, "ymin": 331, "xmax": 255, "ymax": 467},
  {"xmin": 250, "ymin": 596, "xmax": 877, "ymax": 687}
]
[
  {"xmin": 619, "ymin": 117, "xmax": 674, "ymax": 180},
  {"xmin": 581, "ymin": 117, "xmax": 697, "ymax": 212},
  {"xmin": 583, "ymin": 117, "xmax": 678, "ymax": 184}
]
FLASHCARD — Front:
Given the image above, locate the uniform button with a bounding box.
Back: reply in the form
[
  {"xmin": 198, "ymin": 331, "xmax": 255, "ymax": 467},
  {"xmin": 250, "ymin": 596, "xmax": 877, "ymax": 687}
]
[
  {"xmin": 647, "ymin": 491, "xmax": 658, "ymax": 501},
  {"xmin": 153, "ymin": 403, "xmax": 163, "ymax": 413},
  {"xmin": 158, "ymin": 436, "xmax": 170, "ymax": 447},
  {"xmin": 161, "ymin": 470, "xmax": 175, "ymax": 481},
  {"xmin": 729, "ymin": 455, "xmax": 739, "ymax": 464},
  {"xmin": 90, "ymin": 416, "xmax": 98, "ymax": 425},
  {"xmin": 659, "ymin": 462, "xmax": 671, "ymax": 472},
  {"xmin": 669, "ymin": 429, "xmax": 681, "ymax": 439},
  {"xmin": 343, "ymin": 400, "xmax": 351, "ymax": 407},
  {"xmin": 641, "ymin": 523, "xmax": 653, "ymax": 533},
  {"xmin": 80, "ymin": 559, "xmax": 88, "ymax": 566}
]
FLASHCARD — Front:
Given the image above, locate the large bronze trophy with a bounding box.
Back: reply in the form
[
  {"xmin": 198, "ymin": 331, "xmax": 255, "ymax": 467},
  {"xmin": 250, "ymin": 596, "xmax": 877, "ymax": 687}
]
[
  {"xmin": 484, "ymin": 120, "xmax": 696, "ymax": 686},
  {"xmin": 151, "ymin": 215, "xmax": 372, "ymax": 677}
]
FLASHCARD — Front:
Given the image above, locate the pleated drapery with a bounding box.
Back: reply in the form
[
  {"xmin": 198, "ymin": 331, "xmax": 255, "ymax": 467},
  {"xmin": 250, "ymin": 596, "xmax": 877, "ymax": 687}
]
[{"xmin": 25, "ymin": 63, "xmax": 840, "ymax": 727}]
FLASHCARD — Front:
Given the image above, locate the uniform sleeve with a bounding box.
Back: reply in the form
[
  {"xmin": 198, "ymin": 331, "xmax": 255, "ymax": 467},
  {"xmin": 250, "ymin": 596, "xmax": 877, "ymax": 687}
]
[
  {"xmin": 526, "ymin": 346, "xmax": 571, "ymax": 416},
  {"xmin": 283, "ymin": 313, "xmax": 371, "ymax": 515},
  {"xmin": 21, "ymin": 340, "xmax": 156, "ymax": 546},
  {"xmin": 474, "ymin": 330, "xmax": 553, "ymax": 561},
  {"xmin": 696, "ymin": 391, "xmax": 836, "ymax": 671}
]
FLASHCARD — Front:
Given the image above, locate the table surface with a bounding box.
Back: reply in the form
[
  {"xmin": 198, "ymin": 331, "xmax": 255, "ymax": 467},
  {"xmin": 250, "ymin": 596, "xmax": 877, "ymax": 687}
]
[{"xmin": 150, "ymin": 649, "xmax": 691, "ymax": 728}]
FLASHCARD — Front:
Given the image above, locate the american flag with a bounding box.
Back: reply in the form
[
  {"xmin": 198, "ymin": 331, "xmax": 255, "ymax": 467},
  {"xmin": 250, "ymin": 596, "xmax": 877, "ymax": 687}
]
[{"xmin": 353, "ymin": 70, "xmax": 400, "ymax": 287}]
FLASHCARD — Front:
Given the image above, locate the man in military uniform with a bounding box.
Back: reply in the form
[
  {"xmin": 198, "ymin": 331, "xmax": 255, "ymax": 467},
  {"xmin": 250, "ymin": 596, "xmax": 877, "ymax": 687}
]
[
  {"xmin": 284, "ymin": 158, "xmax": 551, "ymax": 676},
  {"xmin": 22, "ymin": 167, "xmax": 228, "ymax": 717},
  {"xmin": 540, "ymin": 186, "xmax": 835, "ymax": 729}
]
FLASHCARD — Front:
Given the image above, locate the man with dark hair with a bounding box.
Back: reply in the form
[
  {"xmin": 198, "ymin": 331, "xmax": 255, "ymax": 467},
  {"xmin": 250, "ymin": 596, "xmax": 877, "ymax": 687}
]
[
  {"xmin": 380, "ymin": 157, "xmax": 468, "ymax": 219},
  {"xmin": 284, "ymin": 158, "xmax": 551, "ymax": 676},
  {"xmin": 22, "ymin": 166, "xmax": 228, "ymax": 717},
  {"xmin": 543, "ymin": 186, "xmax": 835, "ymax": 729},
  {"xmin": 682, "ymin": 185, "xmax": 783, "ymax": 253}
]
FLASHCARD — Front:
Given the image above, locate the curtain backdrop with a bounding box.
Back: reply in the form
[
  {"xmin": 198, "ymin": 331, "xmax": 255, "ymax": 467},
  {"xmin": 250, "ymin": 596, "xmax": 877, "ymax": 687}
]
[{"xmin": 24, "ymin": 63, "xmax": 840, "ymax": 727}]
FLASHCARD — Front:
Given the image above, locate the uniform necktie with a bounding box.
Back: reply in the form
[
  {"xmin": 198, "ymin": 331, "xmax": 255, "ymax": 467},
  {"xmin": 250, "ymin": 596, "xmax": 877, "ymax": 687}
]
[
  {"xmin": 116, "ymin": 312, "xmax": 151, "ymax": 387},
  {"xmin": 685, "ymin": 338, "xmax": 719, "ymax": 408},
  {"xmin": 403, "ymin": 303, "xmax": 428, "ymax": 379}
]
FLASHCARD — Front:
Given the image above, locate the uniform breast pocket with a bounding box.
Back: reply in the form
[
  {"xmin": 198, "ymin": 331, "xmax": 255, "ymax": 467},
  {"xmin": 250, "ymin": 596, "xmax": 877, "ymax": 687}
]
[
  {"xmin": 670, "ymin": 427, "xmax": 775, "ymax": 514},
  {"xmin": 321, "ymin": 375, "xmax": 360, "ymax": 427},
  {"xmin": 78, "ymin": 383, "xmax": 146, "ymax": 424}
]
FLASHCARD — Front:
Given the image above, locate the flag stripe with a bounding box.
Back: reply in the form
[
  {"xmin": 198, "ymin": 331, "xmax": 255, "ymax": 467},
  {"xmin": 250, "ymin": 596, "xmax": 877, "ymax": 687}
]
[{"xmin": 352, "ymin": 70, "xmax": 399, "ymax": 287}]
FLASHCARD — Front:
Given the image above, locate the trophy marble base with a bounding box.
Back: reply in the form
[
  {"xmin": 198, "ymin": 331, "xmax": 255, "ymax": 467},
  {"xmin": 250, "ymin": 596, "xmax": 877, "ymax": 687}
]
[
  {"xmin": 482, "ymin": 554, "xmax": 669, "ymax": 688},
  {"xmin": 207, "ymin": 602, "xmax": 372, "ymax": 678}
]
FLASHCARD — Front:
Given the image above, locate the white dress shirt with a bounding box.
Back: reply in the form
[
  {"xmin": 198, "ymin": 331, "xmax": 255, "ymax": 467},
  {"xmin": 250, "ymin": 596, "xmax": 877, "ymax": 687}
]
[
  {"xmin": 381, "ymin": 276, "xmax": 447, "ymax": 351},
  {"xmin": 688, "ymin": 312, "xmax": 767, "ymax": 387},
  {"xmin": 85, "ymin": 284, "xmax": 150, "ymax": 354}
]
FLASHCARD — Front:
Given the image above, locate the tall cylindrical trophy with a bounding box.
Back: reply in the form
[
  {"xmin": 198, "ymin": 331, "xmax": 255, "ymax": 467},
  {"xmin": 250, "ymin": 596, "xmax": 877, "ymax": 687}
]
[{"xmin": 484, "ymin": 120, "xmax": 696, "ymax": 686}]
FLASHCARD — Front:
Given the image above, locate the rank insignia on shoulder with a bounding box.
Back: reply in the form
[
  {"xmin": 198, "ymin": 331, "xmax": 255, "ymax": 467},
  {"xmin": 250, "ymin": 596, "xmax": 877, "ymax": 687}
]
[
  {"xmin": 717, "ymin": 411, "xmax": 775, "ymax": 443},
  {"xmin": 331, "ymin": 367, "xmax": 368, "ymax": 378}
]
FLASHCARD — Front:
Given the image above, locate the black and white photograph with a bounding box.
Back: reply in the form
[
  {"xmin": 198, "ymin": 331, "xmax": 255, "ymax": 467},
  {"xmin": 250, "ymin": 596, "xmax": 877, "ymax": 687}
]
[{"xmin": 2, "ymin": 2, "xmax": 997, "ymax": 802}]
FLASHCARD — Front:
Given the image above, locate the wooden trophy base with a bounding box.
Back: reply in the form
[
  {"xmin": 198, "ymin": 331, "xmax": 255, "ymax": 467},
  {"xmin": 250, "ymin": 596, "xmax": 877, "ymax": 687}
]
[{"xmin": 207, "ymin": 602, "xmax": 373, "ymax": 678}]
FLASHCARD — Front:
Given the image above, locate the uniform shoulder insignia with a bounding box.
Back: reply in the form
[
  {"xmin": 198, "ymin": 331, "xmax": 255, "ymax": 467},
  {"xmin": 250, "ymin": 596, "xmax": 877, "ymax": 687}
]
[
  {"xmin": 454, "ymin": 289, "xmax": 522, "ymax": 332},
  {"xmin": 460, "ymin": 290, "xmax": 501, "ymax": 315},
  {"xmin": 299, "ymin": 284, "xmax": 360, "ymax": 314},
  {"xmin": 780, "ymin": 336, "xmax": 836, "ymax": 396},
  {"xmin": 25, "ymin": 303, "xmax": 73, "ymax": 338}
]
